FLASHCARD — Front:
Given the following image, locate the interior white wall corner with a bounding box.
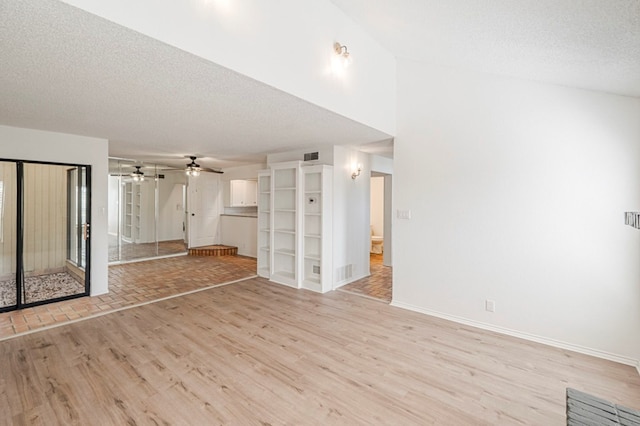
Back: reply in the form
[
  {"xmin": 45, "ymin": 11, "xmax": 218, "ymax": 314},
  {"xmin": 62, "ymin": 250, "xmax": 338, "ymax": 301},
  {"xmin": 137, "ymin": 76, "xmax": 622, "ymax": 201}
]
[
  {"xmin": 0, "ymin": 125, "xmax": 109, "ymax": 296},
  {"xmin": 332, "ymin": 146, "xmax": 371, "ymax": 287},
  {"xmin": 393, "ymin": 58, "xmax": 640, "ymax": 365},
  {"xmin": 60, "ymin": 0, "xmax": 396, "ymax": 136},
  {"xmin": 383, "ymin": 174, "xmax": 393, "ymax": 267}
]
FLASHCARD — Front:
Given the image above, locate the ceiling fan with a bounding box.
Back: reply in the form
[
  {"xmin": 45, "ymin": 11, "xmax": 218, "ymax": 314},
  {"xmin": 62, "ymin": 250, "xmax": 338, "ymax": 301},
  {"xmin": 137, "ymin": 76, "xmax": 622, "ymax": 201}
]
[{"xmin": 185, "ymin": 155, "xmax": 223, "ymax": 175}]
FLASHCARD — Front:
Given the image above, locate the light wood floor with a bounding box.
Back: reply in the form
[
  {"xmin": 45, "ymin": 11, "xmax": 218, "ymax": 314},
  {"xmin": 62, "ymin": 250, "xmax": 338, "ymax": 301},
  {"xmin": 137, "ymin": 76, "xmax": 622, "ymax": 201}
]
[{"xmin": 1, "ymin": 278, "xmax": 639, "ymax": 425}]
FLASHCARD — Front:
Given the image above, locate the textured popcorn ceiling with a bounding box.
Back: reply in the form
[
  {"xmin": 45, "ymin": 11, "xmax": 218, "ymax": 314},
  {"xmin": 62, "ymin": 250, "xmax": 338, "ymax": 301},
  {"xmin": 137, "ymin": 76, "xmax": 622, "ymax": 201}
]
[
  {"xmin": 0, "ymin": 0, "xmax": 392, "ymax": 169},
  {"xmin": 2, "ymin": 1, "xmax": 638, "ymax": 168},
  {"xmin": 331, "ymin": 0, "xmax": 640, "ymax": 97}
]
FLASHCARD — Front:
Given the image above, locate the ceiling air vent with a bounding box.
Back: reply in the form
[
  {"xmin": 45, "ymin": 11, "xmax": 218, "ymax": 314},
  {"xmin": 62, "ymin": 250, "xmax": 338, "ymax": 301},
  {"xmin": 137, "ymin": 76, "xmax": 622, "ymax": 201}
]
[{"xmin": 304, "ymin": 152, "xmax": 319, "ymax": 161}]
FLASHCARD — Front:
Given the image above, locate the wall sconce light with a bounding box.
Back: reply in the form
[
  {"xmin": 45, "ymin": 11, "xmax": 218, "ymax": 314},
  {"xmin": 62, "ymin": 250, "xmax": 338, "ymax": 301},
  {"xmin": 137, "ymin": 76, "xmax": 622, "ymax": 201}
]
[
  {"xmin": 351, "ymin": 163, "xmax": 362, "ymax": 180},
  {"xmin": 333, "ymin": 42, "xmax": 351, "ymax": 68},
  {"xmin": 131, "ymin": 165, "xmax": 144, "ymax": 182},
  {"xmin": 185, "ymin": 156, "xmax": 201, "ymax": 177}
]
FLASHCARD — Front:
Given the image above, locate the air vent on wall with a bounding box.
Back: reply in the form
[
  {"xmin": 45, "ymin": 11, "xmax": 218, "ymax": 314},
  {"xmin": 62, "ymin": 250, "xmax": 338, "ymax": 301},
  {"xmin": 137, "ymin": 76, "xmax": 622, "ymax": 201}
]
[{"xmin": 304, "ymin": 152, "xmax": 319, "ymax": 161}]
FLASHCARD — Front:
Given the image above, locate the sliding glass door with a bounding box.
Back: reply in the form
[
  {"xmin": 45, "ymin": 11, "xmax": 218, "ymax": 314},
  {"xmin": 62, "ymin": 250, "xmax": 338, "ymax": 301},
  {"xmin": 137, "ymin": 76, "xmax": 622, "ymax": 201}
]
[
  {"xmin": 0, "ymin": 161, "xmax": 17, "ymax": 310},
  {"xmin": 0, "ymin": 160, "xmax": 90, "ymax": 312}
]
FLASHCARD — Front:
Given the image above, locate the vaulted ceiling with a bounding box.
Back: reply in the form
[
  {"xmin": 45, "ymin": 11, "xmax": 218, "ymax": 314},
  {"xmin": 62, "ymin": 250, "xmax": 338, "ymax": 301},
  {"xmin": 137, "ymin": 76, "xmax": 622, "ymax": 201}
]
[
  {"xmin": 2, "ymin": 0, "xmax": 638, "ymax": 170},
  {"xmin": 330, "ymin": 0, "xmax": 640, "ymax": 97}
]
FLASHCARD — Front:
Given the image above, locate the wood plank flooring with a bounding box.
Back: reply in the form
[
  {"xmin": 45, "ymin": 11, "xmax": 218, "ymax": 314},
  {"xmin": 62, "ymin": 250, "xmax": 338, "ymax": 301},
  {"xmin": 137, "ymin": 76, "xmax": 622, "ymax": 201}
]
[{"xmin": 1, "ymin": 278, "xmax": 639, "ymax": 425}]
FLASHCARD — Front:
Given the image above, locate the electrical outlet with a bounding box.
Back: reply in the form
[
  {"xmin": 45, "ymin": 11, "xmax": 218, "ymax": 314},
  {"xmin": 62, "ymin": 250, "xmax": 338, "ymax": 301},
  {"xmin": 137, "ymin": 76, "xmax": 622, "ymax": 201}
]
[{"xmin": 485, "ymin": 299, "xmax": 495, "ymax": 313}]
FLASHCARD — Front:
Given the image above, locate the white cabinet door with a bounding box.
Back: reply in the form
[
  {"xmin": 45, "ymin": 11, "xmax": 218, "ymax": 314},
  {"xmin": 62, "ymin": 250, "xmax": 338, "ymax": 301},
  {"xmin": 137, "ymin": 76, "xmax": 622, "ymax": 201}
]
[
  {"xmin": 245, "ymin": 180, "xmax": 257, "ymax": 206},
  {"xmin": 230, "ymin": 179, "xmax": 258, "ymax": 206},
  {"xmin": 230, "ymin": 180, "xmax": 246, "ymax": 206}
]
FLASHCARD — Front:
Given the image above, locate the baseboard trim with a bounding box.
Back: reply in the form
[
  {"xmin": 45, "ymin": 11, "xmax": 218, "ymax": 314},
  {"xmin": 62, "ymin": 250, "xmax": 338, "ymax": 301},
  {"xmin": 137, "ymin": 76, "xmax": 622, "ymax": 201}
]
[{"xmin": 391, "ymin": 300, "xmax": 639, "ymax": 372}]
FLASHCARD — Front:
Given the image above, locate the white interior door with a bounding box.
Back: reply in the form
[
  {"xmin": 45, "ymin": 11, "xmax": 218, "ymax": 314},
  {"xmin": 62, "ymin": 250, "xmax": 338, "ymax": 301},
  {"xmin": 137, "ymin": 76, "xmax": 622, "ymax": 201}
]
[{"xmin": 187, "ymin": 172, "xmax": 220, "ymax": 248}]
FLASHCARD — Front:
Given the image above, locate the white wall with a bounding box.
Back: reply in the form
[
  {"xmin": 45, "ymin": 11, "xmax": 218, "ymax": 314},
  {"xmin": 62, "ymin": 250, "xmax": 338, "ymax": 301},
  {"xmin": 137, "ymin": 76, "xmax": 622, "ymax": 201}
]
[
  {"xmin": 60, "ymin": 0, "xmax": 396, "ymax": 136},
  {"xmin": 383, "ymin": 175, "xmax": 393, "ymax": 267},
  {"xmin": 333, "ymin": 145, "xmax": 371, "ymax": 286},
  {"xmin": 393, "ymin": 59, "xmax": 640, "ymax": 365},
  {"xmin": 370, "ymin": 176, "xmax": 384, "ymax": 237},
  {"xmin": 220, "ymin": 215, "xmax": 257, "ymax": 257},
  {"xmin": 371, "ymin": 154, "xmax": 393, "ymax": 175},
  {"xmin": 267, "ymin": 146, "xmax": 335, "ymax": 166},
  {"xmin": 0, "ymin": 125, "xmax": 109, "ymax": 296}
]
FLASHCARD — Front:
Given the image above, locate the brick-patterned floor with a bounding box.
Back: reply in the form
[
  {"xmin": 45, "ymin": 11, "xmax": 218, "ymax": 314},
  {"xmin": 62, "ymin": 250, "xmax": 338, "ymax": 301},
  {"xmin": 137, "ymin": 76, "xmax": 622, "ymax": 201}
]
[
  {"xmin": 339, "ymin": 254, "xmax": 392, "ymax": 302},
  {"xmin": 0, "ymin": 255, "xmax": 257, "ymax": 339}
]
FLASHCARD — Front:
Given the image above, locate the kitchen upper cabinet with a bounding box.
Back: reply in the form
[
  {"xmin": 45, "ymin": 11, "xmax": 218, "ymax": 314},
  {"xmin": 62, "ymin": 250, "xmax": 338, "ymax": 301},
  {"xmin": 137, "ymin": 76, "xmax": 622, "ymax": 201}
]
[{"xmin": 230, "ymin": 179, "xmax": 258, "ymax": 207}]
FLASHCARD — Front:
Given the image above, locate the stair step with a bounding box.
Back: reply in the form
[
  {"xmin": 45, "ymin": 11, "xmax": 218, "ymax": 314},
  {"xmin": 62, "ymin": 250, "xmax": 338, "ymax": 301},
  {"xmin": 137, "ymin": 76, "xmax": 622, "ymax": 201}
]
[{"xmin": 188, "ymin": 245, "xmax": 238, "ymax": 257}]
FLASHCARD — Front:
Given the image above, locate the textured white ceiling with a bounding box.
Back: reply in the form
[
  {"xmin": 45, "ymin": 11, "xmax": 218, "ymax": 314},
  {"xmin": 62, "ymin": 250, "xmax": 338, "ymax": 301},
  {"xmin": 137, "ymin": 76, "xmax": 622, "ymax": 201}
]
[
  {"xmin": 0, "ymin": 0, "xmax": 392, "ymax": 169},
  {"xmin": 330, "ymin": 0, "xmax": 640, "ymax": 97},
  {"xmin": 4, "ymin": 1, "xmax": 635, "ymax": 170}
]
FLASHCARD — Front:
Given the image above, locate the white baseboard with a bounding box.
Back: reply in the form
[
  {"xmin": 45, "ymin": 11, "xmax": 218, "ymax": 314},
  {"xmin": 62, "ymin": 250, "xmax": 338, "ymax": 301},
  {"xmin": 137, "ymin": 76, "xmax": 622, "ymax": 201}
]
[{"xmin": 391, "ymin": 300, "xmax": 640, "ymax": 372}]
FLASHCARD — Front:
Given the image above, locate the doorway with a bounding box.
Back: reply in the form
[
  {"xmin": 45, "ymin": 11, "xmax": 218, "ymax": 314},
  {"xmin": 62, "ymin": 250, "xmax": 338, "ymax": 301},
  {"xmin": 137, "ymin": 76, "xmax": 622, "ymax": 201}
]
[
  {"xmin": 0, "ymin": 160, "xmax": 91, "ymax": 312},
  {"xmin": 338, "ymin": 172, "xmax": 393, "ymax": 302}
]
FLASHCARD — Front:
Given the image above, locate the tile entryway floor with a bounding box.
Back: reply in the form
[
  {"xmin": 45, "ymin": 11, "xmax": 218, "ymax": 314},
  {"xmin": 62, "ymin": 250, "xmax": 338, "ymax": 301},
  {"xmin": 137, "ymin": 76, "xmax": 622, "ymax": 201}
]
[
  {"xmin": 0, "ymin": 255, "xmax": 257, "ymax": 339},
  {"xmin": 339, "ymin": 254, "xmax": 392, "ymax": 302}
]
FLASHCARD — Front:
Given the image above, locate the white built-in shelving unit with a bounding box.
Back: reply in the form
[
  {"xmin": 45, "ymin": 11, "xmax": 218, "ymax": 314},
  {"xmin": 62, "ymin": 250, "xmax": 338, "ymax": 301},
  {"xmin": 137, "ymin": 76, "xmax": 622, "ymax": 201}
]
[
  {"xmin": 257, "ymin": 170, "xmax": 271, "ymax": 278},
  {"xmin": 122, "ymin": 182, "xmax": 134, "ymax": 242},
  {"xmin": 257, "ymin": 162, "xmax": 333, "ymax": 292},
  {"xmin": 270, "ymin": 162, "xmax": 300, "ymax": 287},
  {"xmin": 302, "ymin": 165, "xmax": 332, "ymax": 293}
]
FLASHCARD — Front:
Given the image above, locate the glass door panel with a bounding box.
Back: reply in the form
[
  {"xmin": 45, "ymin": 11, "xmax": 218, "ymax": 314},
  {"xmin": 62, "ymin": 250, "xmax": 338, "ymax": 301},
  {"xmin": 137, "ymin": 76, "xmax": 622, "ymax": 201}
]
[
  {"xmin": 22, "ymin": 163, "xmax": 89, "ymax": 305},
  {"xmin": 108, "ymin": 159, "xmax": 187, "ymax": 263},
  {"xmin": 0, "ymin": 162, "xmax": 17, "ymax": 310}
]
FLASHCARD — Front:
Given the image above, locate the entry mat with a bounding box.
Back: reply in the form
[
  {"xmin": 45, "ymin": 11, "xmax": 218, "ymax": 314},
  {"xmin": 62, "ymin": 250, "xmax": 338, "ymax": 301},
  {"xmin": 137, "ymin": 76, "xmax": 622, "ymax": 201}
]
[{"xmin": 567, "ymin": 388, "xmax": 640, "ymax": 425}]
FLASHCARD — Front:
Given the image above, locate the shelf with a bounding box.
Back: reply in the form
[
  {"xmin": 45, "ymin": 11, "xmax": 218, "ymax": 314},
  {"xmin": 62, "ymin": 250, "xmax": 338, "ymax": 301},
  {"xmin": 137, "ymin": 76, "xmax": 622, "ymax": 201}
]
[
  {"xmin": 304, "ymin": 213, "xmax": 321, "ymax": 216},
  {"xmin": 274, "ymin": 187, "xmax": 296, "ymax": 191},
  {"xmin": 274, "ymin": 209, "xmax": 296, "ymax": 213},
  {"xmin": 305, "ymin": 190, "xmax": 321, "ymax": 195},
  {"xmin": 271, "ymin": 271, "xmax": 296, "ymax": 281},
  {"xmin": 304, "ymin": 254, "xmax": 320, "ymax": 261},
  {"xmin": 304, "ymin": 234, "xmax": 321, "ymax": 239},
  {"xmin": 274, "ymin": 248, "xmax": 295, "ymax": 256},
  {"xmin": 274, "ymin": 228, "xmax": 295, "ymax": 234}
]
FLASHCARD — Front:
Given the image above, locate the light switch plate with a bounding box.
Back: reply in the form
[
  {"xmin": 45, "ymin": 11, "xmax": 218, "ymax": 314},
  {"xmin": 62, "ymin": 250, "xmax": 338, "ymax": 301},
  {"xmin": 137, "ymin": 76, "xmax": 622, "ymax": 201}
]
[{"xmin": 397, "ymin": 209, "xmax": 412, "ymax": 220}]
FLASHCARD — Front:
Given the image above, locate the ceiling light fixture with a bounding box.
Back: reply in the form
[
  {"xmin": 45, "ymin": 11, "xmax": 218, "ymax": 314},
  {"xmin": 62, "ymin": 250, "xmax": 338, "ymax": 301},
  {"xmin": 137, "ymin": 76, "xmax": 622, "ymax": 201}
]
[
  {"xmin": 131, "ymin": 165, "xmax": 144, "ymax": 182},
  {"xmin": 185, "ymin": 156, "xmax": 202, "ymax": 177},
  {"xmin": 333, "ymin": 42, "xmax": 351, "ymax": 68}
]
